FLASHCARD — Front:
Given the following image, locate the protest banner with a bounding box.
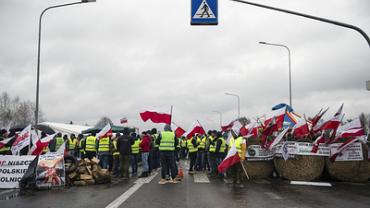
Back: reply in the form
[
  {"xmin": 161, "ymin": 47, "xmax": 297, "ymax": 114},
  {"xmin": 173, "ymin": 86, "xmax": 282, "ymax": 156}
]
[
  {"xmin": 0, "ymin": 155, "xmax": 36, "ymax": 188},
  {"xmin": 330, "ymin": 142, "xmax": 364, "ymax": 161},
  {"xmin": 246, "ymin": 145, "xmax": 275, "ymax": 161},
  {"xmin": 35, "ymin": 153, "xmax": 65, "ymax": 188}
]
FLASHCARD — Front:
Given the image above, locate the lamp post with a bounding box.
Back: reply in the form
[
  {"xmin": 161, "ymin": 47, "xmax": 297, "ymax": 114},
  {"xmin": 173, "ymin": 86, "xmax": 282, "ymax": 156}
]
[
  {"xmin": 225, "ymin": 92, "xmax": 240, "ymax": 118},
  {"xmin": 212, "ymin": 110, "xmax": 223, "ymax": 129},
  {"xmin": 35, "ymin": 0, "xmax": 96, "ymax": 125},
  {"xmin": 259, "ymin": 41, "xmax": 292, "ymax": 108}
]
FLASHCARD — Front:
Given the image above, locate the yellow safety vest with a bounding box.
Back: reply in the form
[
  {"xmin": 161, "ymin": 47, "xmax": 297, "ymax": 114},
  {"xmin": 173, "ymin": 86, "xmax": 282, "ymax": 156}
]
[
  {"xmin": 112, "ymin": 140, "xmax": 120, "ymax": 156},
  {"xmin": 180, "ymin": 139, "xmax": 187, "ymax": 148},
  {"xmin": 209, "ymin": 137, "xmax": 216, "ymax": 153},
  {"xmin": 219, "ymin": 137, "xmax": 226, "ymax": 153},
  {"xmin": 79, "ymin": 139, "xmax": 85, "ymax": 154},
  {"xmin": 187, "ymin": 138, "xmax": 198, "ymax": 153},
  {"xmin": 131, "ymin": 139, "xmax": 140, "ymax": 154},
  {"xmin": 85, "ymin": 136, "xmax": 96, "ymax": 152},
  {"xmin": 234, "ymin": 136, "xmax": 244, "ymax": 156},
  {"xmin": 198, "ymin": 137, "xmax": 206, "ymax": 149},
  {"xmin": 98, "ymin": 137, "xmax": 110, "ymax": 152},
  {"xmin": 159, "ymin": 131, "xmax": 175, "ymax": 151},
  {"xmin": 55, "ymin": 137, "xmax": 64, "ymax": 150},
  {"xmin": 68, "ymin": 138, "xmax": 77, "ymax": 150},
  {"xmin": 153, "ymin": 134, "xmax": 159, "ymax": 148}
]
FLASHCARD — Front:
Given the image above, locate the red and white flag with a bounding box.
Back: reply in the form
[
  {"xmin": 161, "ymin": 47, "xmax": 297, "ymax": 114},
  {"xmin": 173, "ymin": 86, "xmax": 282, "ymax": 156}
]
[
  {"xmin": 292, "ymin": 117, "xmax": 309, "ymax": 138},
  {"xmin": 185, "ymin": 121, "xmax": 205, "ymax": 139},
  {"xmin": 337, "ymin": 128, "xmax": 365, "ymax": 139},
  {"xmin": 245, "ymin": 122, "xmax": 258, "ymax": 138},
  {"xmin": 267, "ymin": 128, "xmax": 290, "ymax": 151},
  {"xmin": 120, "ymin": 117, "xmax": 128, "ymax": 124},
  {"xmin": 140, "ymin": 110, "xmax": 171, "ymax": 124},
  {"xmin": 264, "ymin": 107, "xmax": 286, "ymax": 129},
  {"xmin": 0, "ymin": 137, "xmax": 13, "ymax": 149},
  {"xmin": 11, "ymin": 125, "xmax": 32, "ymax": 155},
  {"xmin": 29, "ymin": 133, "xmax": 56, "ymax": 155},
  {"xmin": 330, "ymin": 137, "xmax": 360, "ymax": 162},
  {"xmin": 311, "ymin": 134, "xmax": 325, "ymax": 153},
  {"xmin": 96, "ymin": 123, "xmax": 112, "ymax": 139},
  {"xmin": 172, "ymin": 122, "xmax": 186, "ymax": 138},
  {"xmin": 318, "ymin": 114, "xmax": 343, "ymax": 132},
  {"xmin": 217, "ymin": 143, "xmax": 241, "ymax": 173},
  {"xmin": 310, "ymin": 108, "xmax": 329, "ymax": 131},
  {"xmin": 337, "ymin": 118, "xmax": 362, "ymax": 135}
]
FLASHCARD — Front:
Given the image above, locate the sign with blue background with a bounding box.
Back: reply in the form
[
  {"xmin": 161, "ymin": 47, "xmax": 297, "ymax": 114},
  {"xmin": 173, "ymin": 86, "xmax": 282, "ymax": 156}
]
[{"xmin": 191, "ymin": 0, "xmax": 218, "ymax": 25}]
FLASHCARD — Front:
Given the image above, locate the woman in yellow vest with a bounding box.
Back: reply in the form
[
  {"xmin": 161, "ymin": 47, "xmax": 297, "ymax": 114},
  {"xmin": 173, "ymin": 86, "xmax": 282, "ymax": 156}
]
[{"xmin": 187, "ymin": 135, "xmax": 198, "ymax": 174}]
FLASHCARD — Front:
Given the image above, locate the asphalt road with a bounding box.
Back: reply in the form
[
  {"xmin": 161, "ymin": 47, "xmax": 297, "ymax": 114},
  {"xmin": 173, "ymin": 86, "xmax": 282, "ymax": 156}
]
[{"xmin": 1, "ymin": 161, "xmax": 370, "ymax": 208}]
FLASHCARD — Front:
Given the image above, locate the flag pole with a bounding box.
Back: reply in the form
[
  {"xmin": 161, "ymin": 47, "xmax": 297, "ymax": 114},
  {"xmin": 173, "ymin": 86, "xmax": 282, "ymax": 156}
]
[
  {"xmin": 170, "ymin": 105, "xmax": 173, "ymax": 126},
  {"xmin": 240, "ymin": 160, "xmax": 250, "ymax": 180}
]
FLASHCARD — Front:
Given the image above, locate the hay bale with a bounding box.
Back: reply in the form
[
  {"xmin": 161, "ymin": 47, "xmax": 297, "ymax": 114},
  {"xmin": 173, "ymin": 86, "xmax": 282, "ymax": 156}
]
[
  {"xmin": 244, "ymin": 160, "xmax": 274, "ymax": 179},
  {"xmin": 85, "ymin": 179, "xmax": 95, "ymax": 185},
  {"xmin": 326, "ymin": 144, "xmax": 370, "ymax": 183},
  {"xmin": 274, "ymin": 155, "xmax": 325, "ymax": 181}
]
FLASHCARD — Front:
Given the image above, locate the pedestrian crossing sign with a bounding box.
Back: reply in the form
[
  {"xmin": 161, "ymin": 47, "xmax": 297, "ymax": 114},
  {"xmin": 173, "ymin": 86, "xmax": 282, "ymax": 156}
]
[{"xmin": 191, "ymin": 0, "xmax": 218, "ymax": 25}]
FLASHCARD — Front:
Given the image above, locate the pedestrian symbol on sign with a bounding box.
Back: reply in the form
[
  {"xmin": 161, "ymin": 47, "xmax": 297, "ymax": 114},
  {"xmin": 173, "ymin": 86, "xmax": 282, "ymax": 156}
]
[
  {"xmin": 191, "ymin": 0, "xmax": 218, "ymax": 25},
  {"xmin": 193, "ymin": 0, "xmax": 215, "ymax": 19}
]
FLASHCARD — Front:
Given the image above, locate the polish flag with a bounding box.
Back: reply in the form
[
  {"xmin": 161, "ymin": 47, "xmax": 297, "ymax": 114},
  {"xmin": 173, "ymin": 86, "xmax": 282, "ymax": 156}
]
[
  {"xmin": 11, "ymin": 125, "xmax": 32, "ymax": 155},
  {"xmin": 29, "ymin": 133, "xmax": 56, "ymax": 155},
  {"xmin": 232, "ymin": 120, "xmax": 243, "ymax": 136},
  {"xmin": 0, "ymin": 137, "xmax": 13, "ymax": 149},
  {"xmin": 120, "ymin": 117, "xmax": 128, "ymax": 124},
  {"xmin": 267, "ymin": 128, "xmax": 289, "ymax": 151},
  {"xmin": 96, "ymin": 123, "xmax": 112, "ymax": 139},
  {"xmin": 172, "ymin": 122, "xmax": 186, "ymax": 138},
  {"xmin": 140, "ymin": 110, "xmax": 171, "ymax": 124},
  {"xmin": 217, "ymin": 143, "xmax": 241, "ymax": 173},
  {"xmin": 318, "ymin": 114, "xmax": 342, "ymax": 132},
  {"xmin": 185, "ymin": 122, "xmax": 205, "ymax": 139},
  {"xmin": 245, "ymin": 122, "xmax": 258, "ymax": 138},
  {"xmin": 310, "ymin": 108, "xmax": 329, "ymax": 130},
  {"xmin": 221, "ymin": 121, "xmax": 234, "ymax": 132},
  {"xmin": 337, "ymin": 128, "xmax": 365, "ymax": 139},
  {"xmin": 292, "ymin": 118, "xmax": 309, "ymax": 138},
  {"xmin": 264, "ymin": 107, "xmax": 286, "ymax": 129},
  {"xmin": 337, "ymin": 118, "xmax": 362, "ymax": 136},
  {"xmin": 330, "ymin": 137, "xmax": 360, "ymax": 162},
  {"xmin": 311, "ymin": 134, "xmax": 325, "ymax": 153}
]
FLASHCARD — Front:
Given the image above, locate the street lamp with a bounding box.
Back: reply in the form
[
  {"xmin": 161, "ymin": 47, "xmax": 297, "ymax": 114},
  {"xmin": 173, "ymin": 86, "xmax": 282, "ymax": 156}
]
[
  {"xmin": 259, "ymin": 41, "xmax": 292, "ymax": 108},
  {"xmin": 212, "ymin": 110, "xmax": 223, "ymax": 129},
  {"xmin": 225, "ymin": 92, "xmax": 240, "ymax": 118},
  {"xmin": 35, "ymin": 0, "xmax": 95, "ymax": 125}
]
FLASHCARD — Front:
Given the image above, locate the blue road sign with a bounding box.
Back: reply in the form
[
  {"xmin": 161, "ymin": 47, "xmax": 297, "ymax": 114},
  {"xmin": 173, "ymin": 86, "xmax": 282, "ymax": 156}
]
[{"xmin": 191, "ymin": 0, "xmax": 218, "ymax": 25}]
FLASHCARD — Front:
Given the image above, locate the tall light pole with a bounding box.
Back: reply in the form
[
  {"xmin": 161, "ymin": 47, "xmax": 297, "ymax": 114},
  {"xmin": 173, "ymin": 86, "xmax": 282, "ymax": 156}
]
[
  {"xmin": 35, "ymin": 0, "xmax": 96, "ymax": 125},
  {"xmin": 225, "ymin": 92, "xmax": 240, "ymax": 118},
  {"xmin": 259, "ymin": 41, "xmax": 292, "ymax": 108},
  {"xmin": 212, "ymin": 110, "xmax": 223, "ymax": 129}
]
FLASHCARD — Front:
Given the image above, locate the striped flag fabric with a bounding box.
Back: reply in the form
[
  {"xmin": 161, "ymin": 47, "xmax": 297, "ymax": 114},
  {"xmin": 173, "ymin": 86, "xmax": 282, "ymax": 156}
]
[
  {"xmin": 217, "ymin": 143, "xmax": 240, "ymax": 173},
  {"xmin": 120, "ymin": 117, "xmax": 128, "ymax": 124}
]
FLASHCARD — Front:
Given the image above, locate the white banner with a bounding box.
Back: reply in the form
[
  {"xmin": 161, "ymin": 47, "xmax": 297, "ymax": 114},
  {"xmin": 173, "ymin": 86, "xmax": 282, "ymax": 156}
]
[
  {"xmin": 246, "ymin": 145, "xmax": 274, "ymax": 161},
  {"xmin": 0, "ymin": 155, "xmax": 36, "ymax": 189},
  {"xmin": 275, "ymin": 142, "xmax": 330, "ymax": 157},
  {"xmin": 11, "ymin": 125, "xmax": 32, "ymax": 155},
  {"xmin": 330, "ymin": 142, "xmax": 363, "ymax": 161}
]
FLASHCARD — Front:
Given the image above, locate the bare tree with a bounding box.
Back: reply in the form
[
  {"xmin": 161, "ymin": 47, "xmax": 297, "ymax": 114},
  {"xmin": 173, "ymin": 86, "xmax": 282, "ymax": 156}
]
[{"xmin": 0, "ymin": 91, "xmax": 45, "ymax": 128}]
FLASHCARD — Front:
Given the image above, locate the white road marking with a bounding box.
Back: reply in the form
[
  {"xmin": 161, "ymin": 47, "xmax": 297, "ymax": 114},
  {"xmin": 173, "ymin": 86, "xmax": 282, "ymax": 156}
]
[
  {"xmin": 264, "ymin": 192, "xmax": 282, "ymax": 200},
  {"xmin": 193, "ymin": 172, "xmax": 210, "ymax": 183},
  {"xmin": 105, "ymin": 172, "xmax": 158, "ymax": 208},
  {"xmin": 290, "ymin": 181, "xmax": 332, "ymax": 187}
]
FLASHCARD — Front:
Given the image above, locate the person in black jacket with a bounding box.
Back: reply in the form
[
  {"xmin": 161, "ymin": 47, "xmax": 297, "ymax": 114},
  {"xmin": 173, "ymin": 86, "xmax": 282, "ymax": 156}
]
[{"xmin": 117, "ymin": 128, "xmax": 134, "ymax": 179}]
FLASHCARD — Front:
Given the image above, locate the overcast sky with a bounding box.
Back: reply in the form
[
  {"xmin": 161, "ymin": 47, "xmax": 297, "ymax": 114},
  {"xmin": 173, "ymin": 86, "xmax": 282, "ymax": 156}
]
[{"xmin": 0, "ymin": 0, "xmax": 369, "ymax": 131}]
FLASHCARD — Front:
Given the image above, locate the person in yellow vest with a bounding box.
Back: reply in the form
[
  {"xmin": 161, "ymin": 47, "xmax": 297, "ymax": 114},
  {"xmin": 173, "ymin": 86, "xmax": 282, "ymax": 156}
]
[
  {"xmin": 150, "ymin": 128, "xmax": 160, "ymax": 170},
  {"xmin": 230, "ymin": 130, "xmax": 247, "ymax": 187},
  {"xmin": 156, "ymin": 124, "xmax": 179, "ymax": 184},
  {"xmin": 195, "ymin": 134, "xmax": 206, "ymax": 171},
  {"xmin": 84, "ymin": 133, "xmax": 97, "ymax": 160},
  {"xmin": 179, "ymin": 136, "xmax": 187, "ymax": 159},
  {"xmin": 77, "ymin": 134, "xmax": 85, "ymax": 159},
  {"xmin": 67, "ymin": 134, "xmax": 77, "ymax": 156},
  {"xmin": 49, "ymin": 132, "xmax": 65, "ymax": 152},
  {"xmin": 187, "ymin": 134, "xmax": 198, "ymax": 174},
  {"xmin": 208, "ymin": 131, "xmax": 219, "ymax": 177},
  {"xmin": 112, "ymin": 133, "xmax": 121, "ymax": 177},
  {"xmin": 130, "ymin": 133, "xmax": 140, "ymax": 175},
  {"xmin": 97, "ymin": 133, "xmax": 112, "ymax": 169},
  {"xmin": 215, "ymin": 132, "xmax": 227, "ymax": 178}
]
